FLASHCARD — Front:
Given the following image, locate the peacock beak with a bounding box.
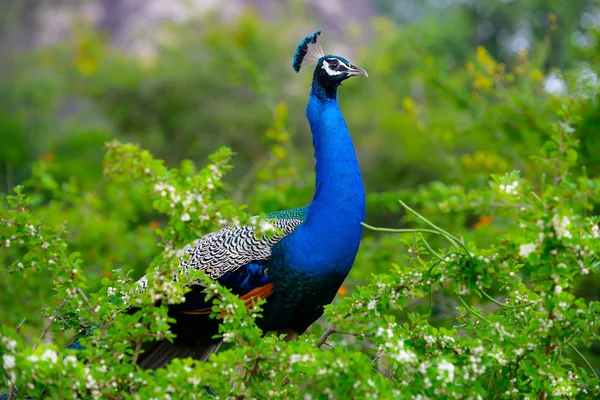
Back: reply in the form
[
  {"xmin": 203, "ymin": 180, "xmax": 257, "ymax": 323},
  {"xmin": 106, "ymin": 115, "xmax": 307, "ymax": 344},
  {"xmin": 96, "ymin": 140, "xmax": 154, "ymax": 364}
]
[{"xmin": 347, "ymin": 64, "xmax": 368, "ymax": 77}]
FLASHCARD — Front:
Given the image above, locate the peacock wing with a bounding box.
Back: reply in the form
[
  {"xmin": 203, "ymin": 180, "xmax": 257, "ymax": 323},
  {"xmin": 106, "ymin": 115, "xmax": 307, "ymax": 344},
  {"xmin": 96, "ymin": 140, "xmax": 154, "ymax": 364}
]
[
  {"xmin": 130, "ymin": 207, "xmax": 307, "ymax": 369},
  {"xmin": 136, "ymin": 206, "xmax": 308, "ymax": 290}
]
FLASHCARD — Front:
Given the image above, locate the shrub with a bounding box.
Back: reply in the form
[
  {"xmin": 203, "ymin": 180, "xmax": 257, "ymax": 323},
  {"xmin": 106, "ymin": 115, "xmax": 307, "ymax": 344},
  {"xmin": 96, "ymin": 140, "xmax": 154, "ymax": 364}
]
[{"xmin": 1, "ymin": 96, "xmax": 599, "ymax": 398}]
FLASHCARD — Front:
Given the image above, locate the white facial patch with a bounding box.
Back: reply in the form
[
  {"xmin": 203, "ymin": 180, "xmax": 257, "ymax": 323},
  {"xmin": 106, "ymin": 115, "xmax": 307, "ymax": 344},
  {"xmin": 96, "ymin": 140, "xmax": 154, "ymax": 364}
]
[
  {"xmin": 322, "ymin": 58, "xmax": 350, "ymax": 76},
  {"xmin": 300, "ymin": 40, "xmax": 325, "ymax": 70}
]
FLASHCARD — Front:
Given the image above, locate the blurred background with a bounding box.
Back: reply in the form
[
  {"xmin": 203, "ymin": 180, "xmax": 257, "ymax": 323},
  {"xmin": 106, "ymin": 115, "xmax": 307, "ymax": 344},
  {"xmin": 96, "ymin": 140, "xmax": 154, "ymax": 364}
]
[
  {"xmin": 2, "ymin": 0, "xmax": 600, "ymax": 199},
  {"xmin": 1, "ymin": 0, "xmax": 599, "ymax": 360}
]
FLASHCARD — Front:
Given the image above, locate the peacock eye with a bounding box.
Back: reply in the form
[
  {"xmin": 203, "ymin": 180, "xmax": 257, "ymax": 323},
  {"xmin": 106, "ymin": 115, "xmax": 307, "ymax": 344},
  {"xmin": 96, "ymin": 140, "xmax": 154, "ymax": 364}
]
[{"xmin": 328, "ymin": 60, "xmax": 339, "ymax": 69}]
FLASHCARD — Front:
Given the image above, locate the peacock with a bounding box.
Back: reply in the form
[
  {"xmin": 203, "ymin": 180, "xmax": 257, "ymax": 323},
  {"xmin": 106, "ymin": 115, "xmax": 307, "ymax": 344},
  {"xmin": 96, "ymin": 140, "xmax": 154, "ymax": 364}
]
[
  {"xmin": 131, "ymin": 30, "xmax": 368, "ymax": 369},
  {"xmin": 0, "ymin": 34, "xmax": 369, "ymax": 394}
]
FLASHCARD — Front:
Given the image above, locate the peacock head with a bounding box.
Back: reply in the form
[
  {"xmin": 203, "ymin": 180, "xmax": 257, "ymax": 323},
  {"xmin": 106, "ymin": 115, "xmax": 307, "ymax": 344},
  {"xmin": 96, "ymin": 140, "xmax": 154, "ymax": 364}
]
[{"xmin": 293, "ymin": 31, "xmax": 367, "ymax": 90}]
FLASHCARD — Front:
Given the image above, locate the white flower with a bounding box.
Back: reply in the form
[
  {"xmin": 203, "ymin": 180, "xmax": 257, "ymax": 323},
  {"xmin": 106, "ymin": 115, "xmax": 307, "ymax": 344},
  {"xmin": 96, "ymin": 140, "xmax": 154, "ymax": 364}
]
[
  {"xmin": 392, "ymin": 341, "xmax": 417, "ymax": 363},
  {"xmin": 395, "ymin": 349, "xmax": 417, "ymax": 363},
  {"xmin": 27, "ymin": 355, "xmax": 38, "ymax": 363},
  {"xmin": 5, "ymin": 239, "xmax": 10, "ymax": 248},
  {"xmin": 41, "ymin": 349, "xmax": 58, "ymax": 364},
  {"xmin": 591, "ymin": 224, "xmax": 599, "ymax": 239},
  {"xmin": 514, "ymin": 348, "xmax": 524, "ymax": 356},
  {"xmin": 544, "ymin": 74, "xmax": 567, "ymax": 96},
  {"xmin": 107, "ymin": 287, "xmax": 116, "ymax": 296},
  {"xmin": 552, "ymin": 215, "xmax": 572, "ymax": 240},
  {"xmin": 499, "ymin": 181, "xmax": 519, "ymax": 195},
  {"xmin": 180, "ymin": 213, "xmax": 191, "ymax": 222},
  {"xmin": 290, "ymin": 354, "xmax": 303, "ymax": 364},
  {"xmin": 64, "ymin": 355, "xmax": 77, "ymax": 364},
  {"xmin": 519, "ymin": 243, "xmax": 537, "ymax": 258},
  {"xmin": 376, "ymin": 326, "xmax": 395, "ymax": 339},
  {"xmin": 3, "ymin": 354, "xmax": 16, "ymax": 369},
  {"xmin": 367, "ymin": 300, "xmax": 377, "ymax": 310},
  {"xmin": 423, "ymin": 335, "xmax": 436, "ymax": 346},
  {"xmin": 554, "ymin": 285, "xmax": 563, "ymax": 294},
  {"xmin": 41, "ymin": 242, "xmax": 49, "ymax": 250},
  {"xmin": 222, "ymin": 332, "xmax": 235, "ymax": 343},
  {"xmin": 259, "ymin": 220, "xmax": 275, "ymax": 233},
  {"xmin": 2, "ymin": 338, "xmax": 17, "ymax": 351},
  {"xmin": 437, "ymin": 360, "xmax": 455, "ymax": 382}
]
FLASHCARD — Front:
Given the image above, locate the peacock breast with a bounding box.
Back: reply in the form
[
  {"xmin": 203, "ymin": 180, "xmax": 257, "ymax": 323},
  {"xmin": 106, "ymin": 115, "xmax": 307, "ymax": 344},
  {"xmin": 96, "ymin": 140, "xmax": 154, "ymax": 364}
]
[
  {"xmin": 259, "ymin": 228, "xmax": 360, "ymax": 332},
  {"xmin": 260, "ymin": 261, "xmax": 346, "ymax": 333}
]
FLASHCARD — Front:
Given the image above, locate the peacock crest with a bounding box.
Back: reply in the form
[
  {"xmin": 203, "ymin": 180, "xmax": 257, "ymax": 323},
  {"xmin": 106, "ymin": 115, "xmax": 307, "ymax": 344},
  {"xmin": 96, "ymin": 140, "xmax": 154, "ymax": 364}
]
[{"xmin": 292, "ymin": 30, "xmax": 324, "ymax": 72}]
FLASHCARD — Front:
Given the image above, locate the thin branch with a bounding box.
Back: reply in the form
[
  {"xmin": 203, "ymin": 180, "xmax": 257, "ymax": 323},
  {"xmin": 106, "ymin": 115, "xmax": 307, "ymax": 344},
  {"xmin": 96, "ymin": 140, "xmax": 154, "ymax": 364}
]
[
  {"xmin": 16, "ymin": 317, "xmax": 26, "ymax": 334},
  {"xmin": 362, "ymin": 221, "xmax": 464, "ymax": 259},
  {"xmin": 418, "ymin": 232, "xmax": 444, "ymax": 261},
  {"xmin": 317, "ymin": 326, "xmax": 339, "ymax": 348},
  {"xmin": 479, "ymin": 290, "xmax": 533, "ymax": 309},
  {"xmin": 34, "ymin": 299, "xmax": 66, "ymax": 350},
  {"xmin": 488, "ymin": 201, "xmax": 532, "ymax": 209},
  {"xmin": 568, "ymin": 343, "xmax": 598, "ymax": 380},
  {"xmin": 245, "ymin": 356, "xmax": 263, "ymax": 386},
  {"xmin": 456, "ymin": 294, "xmax": 491, "ymax": 325},
  {"xmin": 131, "ymin": 339, "xmax": 143, "ymax": 366},
  {"xmin": 77, "ymin": 288, "xmax": 108, "ymax": 336},
  {"xmin": 398, "ymin": 200, "xmax": 474, "ymax": 261},
  {"xmin": 487, "ymin": 364, "xmax": 496, "ymax": 399},
  {"xmin": 337, "ymin": 331, "xmax": 372, "ymax": 338},
  {"xmin": 399, "ymin": 200, "xmax": 462, "ymax": 245},
  {"xmin": 361, "ymin": 223, "xmax": 440, "ymax": 236},
  {"xmin": 529, "ymin": 191, "xmax": 543, "ymax": 203}
]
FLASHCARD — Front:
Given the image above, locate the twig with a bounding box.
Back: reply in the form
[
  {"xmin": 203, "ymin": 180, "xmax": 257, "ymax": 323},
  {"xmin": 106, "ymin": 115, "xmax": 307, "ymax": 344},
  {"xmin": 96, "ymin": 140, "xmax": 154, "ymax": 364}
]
[
  {"xmin": 568, "ymin": 343, "xmax": 598, "ymax": 380},
  {"xmin": 34, "ymin": 299, "xmax": 66, "ymax": 350},
  {"xmin": 77, "ymin": 288, "xmax": 108, "ymax": 336},
  {"xmin": 488, "ymin": 201, "xmax": 532, "ymax": 209},
  {"xmin": 398, "ymin": 201, "xmax": 462, "ymax": 245},
  {"xmin": 131, "ymin": 339, "xmax": 143, "ymax": 366},
  {"xmin": 16, "ymin": 317, "xmax": 26, "ymax": 334},
  {"xmin": 529, "ymin": 191, "xmax": 543, "ymax": 203},
  {"xmin": 487, "ymin": 364, "xmax": 496, "ymax": 399},
  {"xmin": 361, "ymin": 223, "xmax": 440, "ymax": 236},
  {"xmin": 398, "ymin": 200, "xmax": 474, "ymax": 261},
  {"xmin": 245, "ymin": 357, "xmax": 263, "ymax": 386},
  {"xmin": 317, "ymin": 326, "xmax": 339, "ymax": 348},
  {"xmin": 479, "ymin": 290, "xmax": 533, "ymax": 309},
  {"xmin": 418, "ymin": 232, "xmax": 444, "ymax": 261},
  {"xmin": 456, "ymin": 294, "xmax": 491, "ymax": 325},
  {"xmin": 362, "ymin": 221, "xmax": 462, "ymax": 260}
]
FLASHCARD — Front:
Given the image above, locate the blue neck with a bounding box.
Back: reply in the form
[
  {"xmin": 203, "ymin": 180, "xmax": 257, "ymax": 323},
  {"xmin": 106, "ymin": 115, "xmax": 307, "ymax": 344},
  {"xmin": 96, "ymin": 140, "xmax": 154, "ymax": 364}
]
[{"xmin": 300, "ymin": 80, "xmax": 366, "ymax": 273}]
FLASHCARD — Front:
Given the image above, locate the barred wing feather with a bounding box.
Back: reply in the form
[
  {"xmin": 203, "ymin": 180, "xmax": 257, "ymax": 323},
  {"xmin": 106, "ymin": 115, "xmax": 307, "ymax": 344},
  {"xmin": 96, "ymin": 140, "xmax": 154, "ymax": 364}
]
[
  {"xmin": 137, "ymin": 207, "xmax": 307, "ymax": 290},
  {"xmin": 179, "ymin": 218, "xmax": 303, "ymax": 279}
]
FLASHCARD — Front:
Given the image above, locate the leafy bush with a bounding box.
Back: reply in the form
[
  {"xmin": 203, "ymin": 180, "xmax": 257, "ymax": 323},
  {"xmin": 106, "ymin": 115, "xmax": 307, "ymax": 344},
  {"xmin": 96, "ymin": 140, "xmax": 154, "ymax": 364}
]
[
  {"xmin": 1, "ymin": 6, "xmax": 600, "ymax": 399},
  {"xmin": 1, "ymin": 95, "xmax": 599, "ymax": 398}
]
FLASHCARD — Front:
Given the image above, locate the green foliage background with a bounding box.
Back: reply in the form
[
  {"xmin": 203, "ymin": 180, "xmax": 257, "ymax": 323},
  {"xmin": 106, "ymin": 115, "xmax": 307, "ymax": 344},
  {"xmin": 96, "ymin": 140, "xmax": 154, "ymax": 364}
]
[{"xmin": 1, "ymin": 1, "xmax": 599, "ymax": 398}]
